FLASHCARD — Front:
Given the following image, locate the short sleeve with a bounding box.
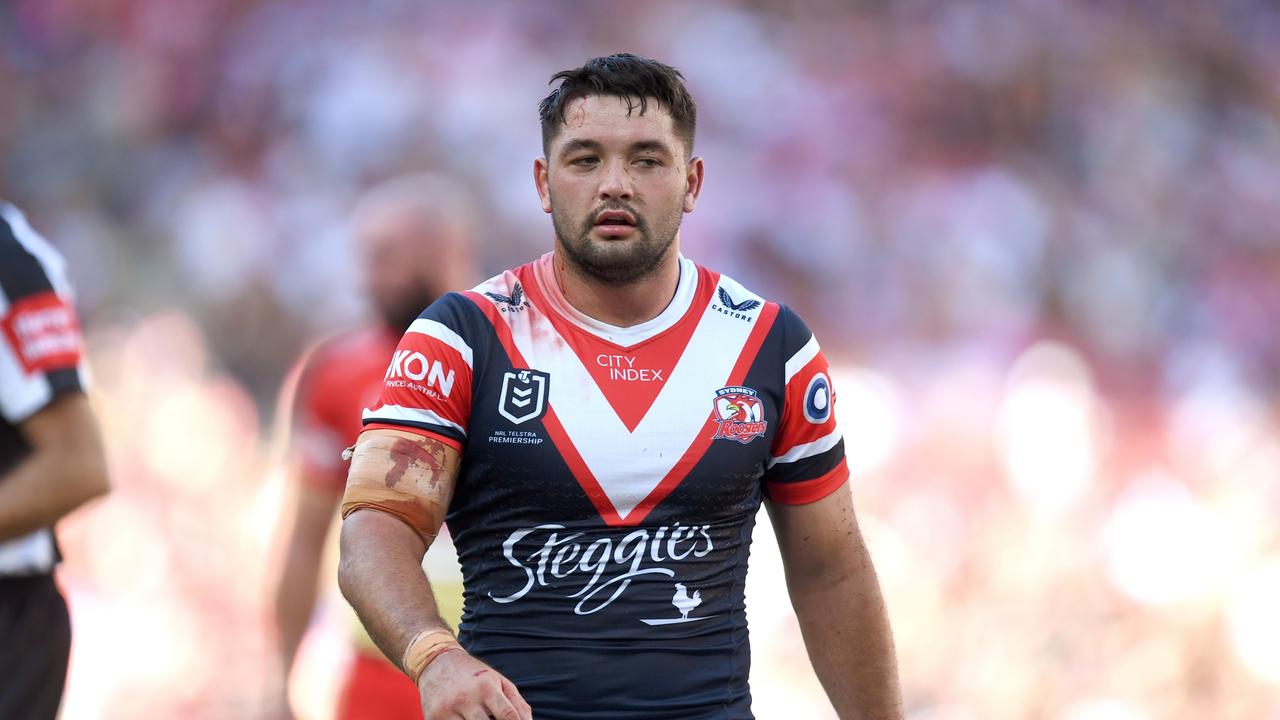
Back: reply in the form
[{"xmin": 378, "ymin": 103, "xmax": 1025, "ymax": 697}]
[
  {"xmin": 362, "ymin": 293, "xmax": 476, "ymax": 450},
  {"xmin": 286, "ymin": 350, "xmax": 349, "ymax": 492},
  {"xmin": 762, "ymin": 307, "xmax": 849, "ymax": 505},
  {"xmin": 0, "ymin": 203, "xmax": 88, "ymax": 424}
]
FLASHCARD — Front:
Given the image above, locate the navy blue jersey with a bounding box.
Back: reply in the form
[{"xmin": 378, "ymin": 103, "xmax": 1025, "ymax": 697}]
[{"xmin": 364, "ymin": 253, "xmax": 847, "ymax": 719}]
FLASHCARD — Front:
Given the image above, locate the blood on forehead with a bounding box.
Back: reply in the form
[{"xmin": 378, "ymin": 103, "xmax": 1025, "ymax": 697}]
[
  {"xmin": 564, "ymin": 95, "xmax": 590, "ymax": 129},
  {"xmin": 560, "ymin": 94, "xmax": 671, "ymax": 132}
]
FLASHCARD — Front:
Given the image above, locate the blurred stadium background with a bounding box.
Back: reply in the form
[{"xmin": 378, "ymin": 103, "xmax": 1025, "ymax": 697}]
[{"xmin": 3, "ymin": 0, "xmax": 1279, "ymax": 718}]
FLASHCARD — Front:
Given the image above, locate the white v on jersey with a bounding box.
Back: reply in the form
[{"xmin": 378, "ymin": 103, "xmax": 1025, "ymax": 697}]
[{"xmin": 363, "ymin": 253, "xmax": 847, "ymax": 719}]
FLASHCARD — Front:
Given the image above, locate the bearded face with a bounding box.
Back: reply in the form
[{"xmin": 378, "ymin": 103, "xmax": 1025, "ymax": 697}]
[
  {"xmin": 549, "ymin": 196, "xmax": 682, "ymax": 285},
  {"xmin": 538, "ymin": 95, "xmax": 699, "ymax": 286}
]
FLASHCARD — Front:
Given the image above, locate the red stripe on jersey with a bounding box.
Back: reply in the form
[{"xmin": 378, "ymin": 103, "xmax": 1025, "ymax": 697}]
[
  {"xmin": 370, "ymin": 331, "xmax": 472, "ymax": 430},
  {"xmin": 623, "ymin": 301, "xmax": 781, "ymax": 525},
  {"xmin": 772, "ymin": 351, "xmax": 837, "ymax": 457},
  {"xmin": 466, "ymin": 290, "xmax": 625, "ymax": 525},
  {"xmin": 362, "ymin": 423, "xmax": 465, "ymax": 453},
  {"xmin": 518, "ymin": 264, "xmax": 718, "ymax": 432},
  {"xmin": 766, "ymin": 460, "xmax": 849, "ymax": 505},
  {"xmin": 466, "ymin": 291, "xmax": 782, "ymax": 528}
]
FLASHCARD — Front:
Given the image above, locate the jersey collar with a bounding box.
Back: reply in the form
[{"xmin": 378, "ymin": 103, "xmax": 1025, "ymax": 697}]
[{"xmin": 531, "ymin": 251, "xmax": 700, "ymax": 348}]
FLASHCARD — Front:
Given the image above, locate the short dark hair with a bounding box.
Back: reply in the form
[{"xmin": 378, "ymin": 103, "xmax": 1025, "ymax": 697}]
[{"xmin": 538, "ymin": 53, "xmax": 697, "ymax": 156}]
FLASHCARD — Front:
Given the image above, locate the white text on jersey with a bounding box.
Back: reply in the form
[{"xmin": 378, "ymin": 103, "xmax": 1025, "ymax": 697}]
[
  {"xmin": 596, "ymin": 354, "xmax": 665, "ymax": 382},
  {"xmin": 384, "ymin": 350, "xmax": 455, "ymax": 397},
  {"xmin": 490, "ymin": 523, "xmax": 714, "ymax": 616}
]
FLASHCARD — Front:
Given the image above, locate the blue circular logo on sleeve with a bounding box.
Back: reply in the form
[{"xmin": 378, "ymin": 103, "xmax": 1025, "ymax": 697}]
[{"xmin": 803, "ymin": 373, "xmax": 832, "ymax": 424}]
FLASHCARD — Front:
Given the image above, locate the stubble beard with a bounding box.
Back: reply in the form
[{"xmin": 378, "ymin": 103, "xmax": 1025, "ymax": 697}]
[{"xmin": 551, "ymin": 198, "xmax": 683, "ymax": 286}]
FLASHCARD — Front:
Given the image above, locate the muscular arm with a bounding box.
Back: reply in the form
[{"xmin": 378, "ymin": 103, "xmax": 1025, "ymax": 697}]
[
  {"xmin": 0, "ymin": 393, "xmax": 109, "ymax": 541},
  {"xmin": 337, "ymin": 428, "xmax": 531, "ymax": 720},
  {"xmin": 767, "ymin": 481, "xmax": 903, "ymax": 720}
]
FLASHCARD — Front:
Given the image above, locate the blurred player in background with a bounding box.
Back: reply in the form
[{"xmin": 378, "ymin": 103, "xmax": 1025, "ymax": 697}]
[
  {"xmin": 274, "ymin": 175, "xmax": 476, "ymax": 719},
  {"xmin": 0, "ymin": 201, "xmax": 110, "ymax": 719}
]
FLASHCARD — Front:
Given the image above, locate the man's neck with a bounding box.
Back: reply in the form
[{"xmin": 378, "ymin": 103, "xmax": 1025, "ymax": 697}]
[{"xmin": 551, "ymin": 246, "xmax": 682, "ymax": 328}]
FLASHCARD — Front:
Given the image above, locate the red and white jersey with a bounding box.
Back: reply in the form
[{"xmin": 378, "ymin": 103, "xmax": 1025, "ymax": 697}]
[
  {"xmin": 363, "ymin": 252, "xmax": 847, "ymax": 719},
  {"xmin": 0, "ymin": 202, "xmax": 90, "ymax": 577},
  {"xmin": 288, "ymin": 326, "xmax": 399, "ymax": 494}
]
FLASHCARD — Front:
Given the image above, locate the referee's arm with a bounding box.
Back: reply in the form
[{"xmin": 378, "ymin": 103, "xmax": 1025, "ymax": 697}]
[
  {"xmin": 0, "ymin": 203, "xmax": 110, "ymax": 541},
  {"xmin": 0, "ymin": 393, "xmax": 109, "ymax": 541}
]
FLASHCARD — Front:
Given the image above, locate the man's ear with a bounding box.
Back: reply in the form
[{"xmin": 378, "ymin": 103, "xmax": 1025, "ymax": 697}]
[
  {"xmin": 534, "ymin": 157, "xmax": 552, "ymax": 214},
  {"xmin": 683, "ymin": 156, "xmax": 705, "ymax": 214}
]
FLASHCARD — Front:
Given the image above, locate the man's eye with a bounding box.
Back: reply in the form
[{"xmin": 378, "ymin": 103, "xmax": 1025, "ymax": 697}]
[
  {"xmin": 571, "ymin": 156, "xmax": 599, "ymax": 166},
  {"xmin": 634, "ymin": 158, "xmax": 660, "ymax": 168}
]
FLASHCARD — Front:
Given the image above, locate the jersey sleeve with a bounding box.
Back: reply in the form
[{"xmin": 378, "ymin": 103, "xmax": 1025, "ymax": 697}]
[
  {"xmin": 0, "ymin": 203, "xmax": 88, "ymax": 424},
  {"xmin": 762, "ymin": 306, "xmax": 849, "ymax": 505},
  {"xmin": 286, "ymin": 348, "xmax": 349, "ymax": 493},
  {"xmin": 362, "ymin": 293, "xmax": 475, "ymax": 450}
]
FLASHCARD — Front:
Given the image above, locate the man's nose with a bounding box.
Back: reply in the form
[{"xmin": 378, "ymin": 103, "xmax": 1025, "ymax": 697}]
[{"xmin": 598, "ymin": 159, "xmax": 634, "ymax": 201}]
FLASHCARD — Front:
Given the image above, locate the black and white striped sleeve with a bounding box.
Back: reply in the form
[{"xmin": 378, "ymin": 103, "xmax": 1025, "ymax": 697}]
[{"xmin": 0, "ymin": 202, "xmax": 89, "ymax": 424}]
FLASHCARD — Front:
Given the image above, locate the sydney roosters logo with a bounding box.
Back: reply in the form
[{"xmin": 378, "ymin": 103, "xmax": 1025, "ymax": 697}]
[{"xmin": 710, "ymin": 386, "xmax": 768, "ymax": 444}]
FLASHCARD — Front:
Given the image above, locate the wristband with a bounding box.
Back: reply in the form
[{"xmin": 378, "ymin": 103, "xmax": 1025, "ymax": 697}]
[{"xmin": 402, "ymin": 629, "xmax": 463, "ymax": 682}]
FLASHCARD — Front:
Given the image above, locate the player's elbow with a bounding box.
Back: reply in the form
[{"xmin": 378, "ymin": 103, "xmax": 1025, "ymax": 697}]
[
  {"xmin": 336, "ymin": 559, "xmax": 356, "ymax": 608},
  {"xmin": 337, "ymin": 509, "xmax": 429, "ymax": 605},
  {"xmin": 336, "ymin": 516, "xmax": 367, "ymax": 606},
  {"xmin": 784, "ymin": 537, "xmax": 874, "ymax": 595},
  {"xmin": 336, "ymin": 542, "xmax": 378, "ymax": 613}
]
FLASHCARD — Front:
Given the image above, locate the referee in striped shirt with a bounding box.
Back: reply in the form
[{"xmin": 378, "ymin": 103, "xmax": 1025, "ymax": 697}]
[{"xmin": 0, "ymin": 201, "xmax": 110, "ymax": 719}]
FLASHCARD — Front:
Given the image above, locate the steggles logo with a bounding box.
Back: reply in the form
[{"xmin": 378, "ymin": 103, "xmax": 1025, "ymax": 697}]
[{"xmin": 489, "ymin": 523, "xmax": 715, "ymax": 618}]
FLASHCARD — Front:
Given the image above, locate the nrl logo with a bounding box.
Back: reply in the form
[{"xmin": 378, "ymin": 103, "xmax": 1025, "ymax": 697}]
[
  {"xmin": 485, "ymin": 284, "xmax": 527, "ymax": 313},
  {"xmin": 710, "ymin": 386, "xmax": 768, "ymax": 444},
  {"xmin": 499, "ymin": 369, "xmax": 549, "ymax": 425}
]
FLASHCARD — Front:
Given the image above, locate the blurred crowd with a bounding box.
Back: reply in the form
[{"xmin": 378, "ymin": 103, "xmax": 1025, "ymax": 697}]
[{"xmin": 2, "ymin": 0, "xmax": 1279, "ymax": 718}]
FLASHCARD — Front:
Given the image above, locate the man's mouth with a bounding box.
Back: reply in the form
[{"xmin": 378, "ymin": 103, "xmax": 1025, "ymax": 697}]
[{"xmin": 593, "ymin": 210, "xmax": 637, "ymax": 228}]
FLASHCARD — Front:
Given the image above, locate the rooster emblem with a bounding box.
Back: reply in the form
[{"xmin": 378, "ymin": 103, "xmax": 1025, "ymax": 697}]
[
  {"xmin": 672, "ymin": 583, "xmax": 703, "ymax": 620},
  {"xmin": 485, "ymin": 284, "xmax": 525, "ymax": 308},
  {"xmin": 640, "ymin": 582, "xmax": 716, "ymax": 626}
]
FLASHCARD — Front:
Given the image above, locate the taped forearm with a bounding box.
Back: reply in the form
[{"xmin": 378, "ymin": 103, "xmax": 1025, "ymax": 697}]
[{"xmin": 339, "ymin": 430, "xmax": 457, "ymax": 547}]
